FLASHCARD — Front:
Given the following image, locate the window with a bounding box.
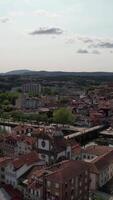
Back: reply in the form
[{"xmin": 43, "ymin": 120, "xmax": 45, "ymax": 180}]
[
  {"xmin": 37, "ymin": 191, "xmax": 39, "ymax": 197},
  {"xmin": 65, "ymin": 192, "xmax": 68, "ymax": 199},
  {"xmin": 71, "ymin": 189, "xmax": 74, "ymax": 195},
  {"xmin": 47, "ymin": 191, "xmax": 50, "ymax": 197},
  {"xmin": 1, "ymin": 167, "xmax": 5, "ymax": 172},
  {"xmin": 71, "ymin": 178, "xmax": 74, "ymax": 184},
  {"xmin": 83, "ymin": 154, "xmax": 86, "ymax": 159},
  {"xmin": 47, "ymin": 181, "xmax": 51, "ymax": 187},
  {"xmin": 65, "ymin": 182, "xmax": 68, "ymax": 188},
  {"xmin": 79, "ymin": 181, "xmax": 82, "ymax": 186},
  {"xmin": 85, "ymin": 178, "xmax": 87, "ymax": 183},
  {"xmin": 79, "ymin": 190, "xmax": 82, "ymax": 194},
  {"xmin": 1, "ymin": 175, "xmax": 5, "ymax": 179},
  {"xmin": 55, "ymin": 183, "xmax": 59, "ymax": 189},
  {"xmin": 85, "ymin": 185, "xmax": 88, "ymax": 190},
  {"xmin": 85, "ymin": 170, "xmax": 88, "ymax": 175}
]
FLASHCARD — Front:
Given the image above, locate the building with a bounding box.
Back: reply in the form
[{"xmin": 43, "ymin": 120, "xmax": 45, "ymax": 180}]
[
  {"xmin": 19, "ymin": 167, "xmax": 45, "ymax": 200},
  {"xmin": 71, "ymin": 143, "xmax": 82, "ymax": 160},
  {"xmin": 0, "ymin": 151, "xmax": 45, "ymax": 188},
  {"xmin": 1, "ymin": 134, "xmax": 36, "ymax": 157},
  {"xmin": 18, "ymin": 160, "xmax": 90, "ymax": 200},
  {"xmin": 23, "ymin": 97, "xmax": 41, "ymax": 110},
  {"xmin": 13, "ymin": 125, "xmax": 35, "ymax": 135},
  {"xmin": 84, "ymin": 149, "xmax": 113, "ymax": 191},
  {"xmin": 35, "ymin": 127, "xmax": 71, "ymax": 164},
  {"xmin": 22, "ymin": 83, "xmax": 41, "ymax": 96},
  {"xmin": 81, "ymin": 145, "xmax": 113, "ymax": 161},
  {"xmin": 45, "ymin": 160, "xmax": 90, "ymax": 200}
]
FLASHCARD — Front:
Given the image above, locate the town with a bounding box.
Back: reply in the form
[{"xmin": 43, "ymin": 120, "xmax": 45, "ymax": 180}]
[{"xmin": 0, "ymin": 72, "xmax": 113, "ymax": 200}]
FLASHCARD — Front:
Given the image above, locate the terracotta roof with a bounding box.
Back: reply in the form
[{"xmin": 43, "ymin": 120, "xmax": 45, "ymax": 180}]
[
  {"xmin": 46, "ymin": 160, "xmax": 89, "ymax": 183},
  {"xmin": 13, "ymin": 125, "xmax": 36, "ymax": 133},
  {"xmin": 0, "ymin": 157, "xmax": 11, "ymax": 166},
  {"xmin": 12, "ymin": 151, "xmax": 42, "ymax": 170},
  {"xmin": 72, "ymin": 144, "xmax": 82, "ymax": 155},
  {"xmin": 84, "ymin": 145, "xmax": 113, "ymax": 156},
  {"xmin": 3, "ymin": 184, "xmax": 23, "ymax": 200},
  {"xmin": 86, "ymin": 150, "xmax": 113, "ymax": 174}
]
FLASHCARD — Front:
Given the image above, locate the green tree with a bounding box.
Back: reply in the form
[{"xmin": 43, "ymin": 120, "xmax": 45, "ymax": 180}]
[{"xmin": 53, "ymin": 108, "xmax": 74, "ymax": 124}]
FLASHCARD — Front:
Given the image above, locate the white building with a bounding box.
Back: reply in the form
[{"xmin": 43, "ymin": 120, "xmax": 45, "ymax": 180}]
[{"xmin": 0, "ymin": 151, "xmax": 45, "ymax": 188}]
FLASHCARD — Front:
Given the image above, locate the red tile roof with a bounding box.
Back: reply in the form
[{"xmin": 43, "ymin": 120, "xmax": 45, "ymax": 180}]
[
  {"xmin": 0, "ymin": 157, "xmax": 11, "ymax": 166},
  {"xmin": 86, "ymin": 150, "xmax": 113, "ymax": 174},
  {"xmin": 46, "ymin": 160, "xmax": 89, "ymax": 183},
  {"xmin": 3, "ymin": 184, "xmax": 23, "ymax": 200},
  {"xmin": 12, "ymin": 151, "xmax": 42, "ymax": 170},
  {"xmin": 84, "ymin": 145, "xmax": 113, "ymax": 156}
]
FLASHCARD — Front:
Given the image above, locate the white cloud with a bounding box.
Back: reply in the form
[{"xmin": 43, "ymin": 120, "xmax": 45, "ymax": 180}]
[
  {"xmin": 34, "ymin": 9, "xmax": 60, "ymax": 18},
  {"xmin": 9, "ymin": 11, "xmax": 25, "ymax": 17},
  {"xmin": 0, "ymin": 17, "xmax": 10, "ymax": 23}
]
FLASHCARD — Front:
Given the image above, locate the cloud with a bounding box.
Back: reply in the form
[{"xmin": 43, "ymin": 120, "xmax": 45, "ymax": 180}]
[
  {"xmin": 29, "ymin": 27, "xmax": 63, "ymax": 35},
  {"xmin": 90, "ymin": 41, "xmax": 113, "ymax": 49},
  {"xmin": 77, "ymin": 36, "xmax": 94, "ymax": 44},
  {"xmin": 77, "ymin": 49, "xmax": 89, "ymax": 54},
  {"xmin": 0, "ymin": 17, "xmax": 10, "ymax": 23},
  {"xmin": 77, "ymin": 36, "xmax": 113, "ymax": 49},
  {"xmin": 34, "ymin": 10, "xmax": 60, "ymax": 18},
  {"xmin": 76, "ymin": 35, "xmax": 113, "ymax": 51},
  {"xmin": 77, "ymin": 49, "xmax": 100, "ymax": 54},
  {"xmin": 91, "ymin": 50, "xmax": 100, "ymax": 54},
  {"xmin": 66, "ymin": 38, "xmax": 76, "ymax": 44},
  {"xmin": 9, "ymin": 11, "xmax": 25, "ymax": 17}
]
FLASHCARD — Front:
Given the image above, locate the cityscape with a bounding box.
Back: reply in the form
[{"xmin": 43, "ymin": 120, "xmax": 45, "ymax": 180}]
[
  {"xmin": 1, "ymin": 0, "xmax": 113, "ymax": 200},
  {"xmin": 0, "ymin": 72, "xmax": 113, "ymax": 200}
]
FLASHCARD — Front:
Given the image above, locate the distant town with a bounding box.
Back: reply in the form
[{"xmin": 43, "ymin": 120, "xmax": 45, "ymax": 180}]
[{"xmin": 0, "ymin": 70, "xmax": 113, "ymax": 200}]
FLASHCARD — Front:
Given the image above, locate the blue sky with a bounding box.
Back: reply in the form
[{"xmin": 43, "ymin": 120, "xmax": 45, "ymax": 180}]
[{"xmin": 0, "ymin": 0, "xmax": 113, "ymax": 72}]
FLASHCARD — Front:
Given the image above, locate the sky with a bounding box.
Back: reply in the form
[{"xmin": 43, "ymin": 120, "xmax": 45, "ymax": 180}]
[{"xmin": 0, "ymin": 0, "xmax": 113, "ymax": 72}]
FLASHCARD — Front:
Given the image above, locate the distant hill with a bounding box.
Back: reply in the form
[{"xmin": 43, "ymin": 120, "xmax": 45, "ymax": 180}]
[
  {"xmin": 1, "ymin": 69, "xmax": 113, "ymax": 77},
  {"xmin": 5, "ymin": 69, "xmax": 32, "ymax": 75}
]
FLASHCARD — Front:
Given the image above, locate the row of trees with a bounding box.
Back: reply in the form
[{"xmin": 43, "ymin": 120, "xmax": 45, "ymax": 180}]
[
  {"xmin": 0, "ymin": 108, "xmax": 75, "ymax": 125},
  {"xmin": 0, "ymin": 92, "xmax": 19, "ymax": 105},
  {"xmin": 0, "ymin": 92, "xmax": 19, "ymax": 112}
]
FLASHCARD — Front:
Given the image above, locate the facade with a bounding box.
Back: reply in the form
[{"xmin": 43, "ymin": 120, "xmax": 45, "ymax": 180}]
[
  {"xmin": 13, "ymin": 125, "xmax": 35, "ymax": 135},
  {"xmin": 45, "ymin": 160, "xmax": 90, "ymax": 200},
  {"xmin": 1, "ymin": 134, "xmax": 35, "ymax": 157},
  {"xmin": 81, "ymin": 145, "xmax": 113, "ymax": 161},
  {"xmin": 36, "ymin": 128, "xmax": 71, "ymax": 164},
  {"xmin": 18, "ymin": 160, "xmax": 90, "ymax": 200},
  {"xmin": 23, "ymin": 97, "xmax": 40, "ymax": 110},
  {"xmin": 85, "ymin": 149, "xmax": 113, "ymax": 191},
  {"xmin": 20, "ymin": 168, "xmax": 45, "ymax": 200},
  {"xmin": 0, "ymin": 151, "xmax": 45, "ymax": 188},
  {"xmin": 22, "ymin": 83, "xmax": 41, "ymax": 95}
]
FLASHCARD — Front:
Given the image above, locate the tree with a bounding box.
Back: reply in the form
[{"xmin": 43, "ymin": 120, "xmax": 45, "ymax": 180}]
[{"xmin": 53, "ymin": 108, "xmax": 74, "ymax": 124}]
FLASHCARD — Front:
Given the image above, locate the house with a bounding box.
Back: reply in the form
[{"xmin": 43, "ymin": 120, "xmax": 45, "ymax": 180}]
[
  {"xmin": 71, "ymin": 143, "xmax": 82, "ymax": 160},
  {"xmin": 1, "ymin": 134, "xmax": 36, "ymax": 157},
  {"xmin": 0, "ymin": 151, "xmax": 45, "ymax": 188},
  {"xmin": 85, "ymin": 149, "xmax": 113, "ymax": 191},
  {"xmin": 0, "ymin": 157, "xmax": 12, "ymax": 184},
  {"xmin": 22, "ymin": 83, "xmax": 41, "ymax": 96},
  {"xmin": 19, "ymin": 160, "xmax": 90, "ymax": 200},
  {"xmin": 19, "ymin": 166, "xmax": 45, "ymax": 200},
  {"xmin": 81, "ymin": 145, "xmax": 113, "ymax": 161},
  {"xmin": 13, "ymin": 125, "xmax": 35, "ymax": 135},
  {"xmin": 45, "ymin": 160, "xmax": 90, "ymax": 200},
  {"xmin": 1, "ymin": 135, "xmax": 17, "ymax": 157}
]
